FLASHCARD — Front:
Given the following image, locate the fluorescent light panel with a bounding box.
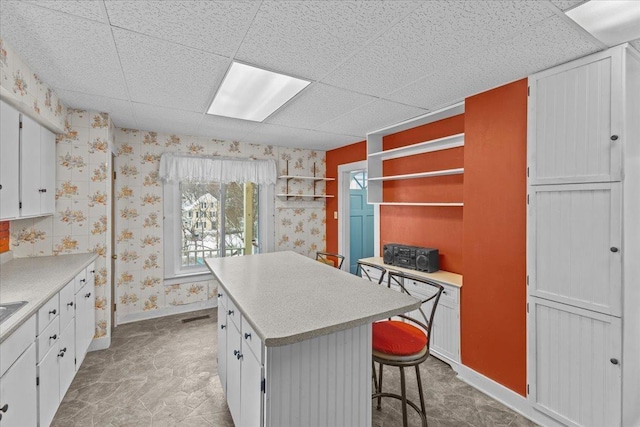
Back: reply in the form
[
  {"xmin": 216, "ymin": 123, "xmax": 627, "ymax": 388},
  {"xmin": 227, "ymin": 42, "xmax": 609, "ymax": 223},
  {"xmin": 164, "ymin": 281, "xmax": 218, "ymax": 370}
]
[
  {"xmin": 566, "ymin": 0, "xmax": 640, "ymax": 47},
  {"xmin": 207, "ymin": 62, "xmax": 310, "ymax": 122}
]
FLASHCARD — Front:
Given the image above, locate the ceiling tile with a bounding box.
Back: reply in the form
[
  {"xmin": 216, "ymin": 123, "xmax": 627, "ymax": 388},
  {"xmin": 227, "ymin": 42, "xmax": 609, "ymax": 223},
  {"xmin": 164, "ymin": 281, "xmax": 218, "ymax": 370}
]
[
  {"xmin": 198, "ymin": 114, "xmax": 260, "ymax": 142},
  {"xmin": 55, "ymin": 89, "xmax": 134, "ymax": 129},
  {"xmin": 548, "ymin": 0, "xmax": 588, "ymax": 11},
  {"xmin": 244, "ymin": 123, "xmax": 360, "ymax": 150},
  {"xmin": 235, "ymin": 1, "xmax": 420, "ymax": 80},
  {"xmin": 321, "ymin": 1, "xmax": 555, "ymax": 97},
  {"xmin": 104, "ymin": 1, "xmax": 258, "ymax": 57},
  {"xmin": 266, "ymin": 83, "xmax": 376, "ymax": 129},
  {"xmin": 317, "ymin": 99, "xmax": 427, "ymax": 137},
  {"xmin": 113, "ymin": 28, "xmax": 229, "ymax": 113},
  {"xmin": 132, "ymin": 102, "xmax": 203, "ymax": 136},
  {"xmin": 20, "ymin": 0, "xmax": 106, "ymax": 23},
  {"xmin": 0, "ymin": 1, "xmax": 127, "ymax": 98}
]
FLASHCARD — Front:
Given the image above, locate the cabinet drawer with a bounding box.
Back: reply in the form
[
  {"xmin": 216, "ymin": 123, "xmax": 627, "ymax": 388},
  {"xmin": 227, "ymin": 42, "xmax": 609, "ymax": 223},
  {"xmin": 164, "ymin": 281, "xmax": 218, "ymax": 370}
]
[
  {"xmin": 0, "ymin": 315, "xmax": 36, "ymax": 377},
  {"xmin": 406, "ymin": 279, "xmax": 457, "ymax": 308},
  {"xmin": 226, "ymin": 297, "xmax": 240, "ymax": 330},
  {"xmin": 58, "ymin": 320, "xmax": 75, "ymax": 399},
  {"xmin": 217, "ymin": 286, "xmax": 227, "ymax": 309},
  {"xmin": 74, "ymin": 268, "xmax": 87, "ymax": 294},
  {"xmin": 37, "ymin": 294, "xmax": 59, "ymax": 334},
  {"xmin": 37, "ymin": 316, "xmax": 60, "ymax": 363},
  {"xmin": 362, "ymin": 266, "xmax": 384, "ymax": 283},
  {"xmin": 59, "ymin": 280, "xmax": 75, "ymax": 331},
  {"xmin": 85, "ymin": 263, "xmax": 96, "ymax": 285},
  {"xmin": 241, "ymin": 316, "xmax": 263, "ymax": 364}
]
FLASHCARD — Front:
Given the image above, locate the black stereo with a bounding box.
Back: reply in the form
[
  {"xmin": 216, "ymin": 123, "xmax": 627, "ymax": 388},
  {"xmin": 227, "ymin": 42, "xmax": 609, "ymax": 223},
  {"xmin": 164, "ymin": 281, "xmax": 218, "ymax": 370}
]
[{"xmin": 382, "ymin": 243, "xmax": 439, "ymax": 273}]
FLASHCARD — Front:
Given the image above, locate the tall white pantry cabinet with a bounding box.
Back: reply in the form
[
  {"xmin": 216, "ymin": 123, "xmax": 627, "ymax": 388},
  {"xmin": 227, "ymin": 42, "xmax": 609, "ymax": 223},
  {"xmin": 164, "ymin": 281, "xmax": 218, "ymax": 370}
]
[{"xmin": 527, "ymin": 44, "xmax": 640, "ymax": 427}]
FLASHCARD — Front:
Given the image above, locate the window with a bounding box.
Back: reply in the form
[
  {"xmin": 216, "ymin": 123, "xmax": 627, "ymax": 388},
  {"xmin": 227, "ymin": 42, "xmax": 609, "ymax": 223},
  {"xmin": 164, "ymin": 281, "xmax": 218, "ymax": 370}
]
[{"xmin": 164, "ymin": 180, "xmax": 275, "ymax": 278}]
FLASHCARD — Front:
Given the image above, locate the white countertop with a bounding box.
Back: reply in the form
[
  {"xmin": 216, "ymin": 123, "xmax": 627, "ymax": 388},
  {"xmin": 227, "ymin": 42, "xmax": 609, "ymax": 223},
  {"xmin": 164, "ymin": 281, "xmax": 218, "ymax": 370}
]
[
  {"xmin": 0, "ymin": 253, "xmax": 98, "ymax": 343},
  {"xmin": 205, "ymin": 251, "xmax": 421, "ymax": 347},
  {"xmin": 359, "ymin": 257, "xmax": 463, "ymax": 288}
]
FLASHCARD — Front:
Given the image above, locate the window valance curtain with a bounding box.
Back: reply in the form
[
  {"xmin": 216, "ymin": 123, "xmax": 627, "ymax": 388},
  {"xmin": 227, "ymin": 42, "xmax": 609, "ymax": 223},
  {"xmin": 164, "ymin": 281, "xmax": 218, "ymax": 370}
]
[{"xmin": 159, "ymin": 153, "xmax": 278, "ymax": 185}]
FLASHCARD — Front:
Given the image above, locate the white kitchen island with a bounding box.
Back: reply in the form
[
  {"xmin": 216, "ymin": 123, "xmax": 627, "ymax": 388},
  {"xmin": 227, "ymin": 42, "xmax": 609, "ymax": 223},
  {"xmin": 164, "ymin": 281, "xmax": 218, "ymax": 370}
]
[{"xmin": 205, "ymin": 251, "xmax": 420, "ymax": 427}]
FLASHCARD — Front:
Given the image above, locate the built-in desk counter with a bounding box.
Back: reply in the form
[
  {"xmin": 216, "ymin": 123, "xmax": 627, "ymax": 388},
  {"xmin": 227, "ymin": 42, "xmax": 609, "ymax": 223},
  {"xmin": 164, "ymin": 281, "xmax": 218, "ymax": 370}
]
[
  {"xmin": 206, "ymin": 251, "xmax": 420, "ymax": 427},
  {"xmin": 358, "ymin": 256, "xmax": 462, "ymax": 288}
]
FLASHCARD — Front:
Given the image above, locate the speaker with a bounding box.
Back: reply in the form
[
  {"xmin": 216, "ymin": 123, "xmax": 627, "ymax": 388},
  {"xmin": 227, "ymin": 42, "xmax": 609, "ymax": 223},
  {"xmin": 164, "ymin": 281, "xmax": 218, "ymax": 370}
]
[
  {"xmin": 382, "ymin": 244, "xmax": 397, "ymax": 265},
  {"xmin": 415, "ymin": 248, "xmax": 439, "ymax": 273}
]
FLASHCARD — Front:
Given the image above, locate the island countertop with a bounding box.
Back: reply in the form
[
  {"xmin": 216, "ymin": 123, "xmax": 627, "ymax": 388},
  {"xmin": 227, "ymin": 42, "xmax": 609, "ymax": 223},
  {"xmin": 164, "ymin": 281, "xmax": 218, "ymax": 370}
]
[
  {"xmin": 0, "ymin": 253, "xmax": 98, "ymax": 343},
  {"xmin": 205, "ymin": 251, "xmax": 420, "ymax": 346}
]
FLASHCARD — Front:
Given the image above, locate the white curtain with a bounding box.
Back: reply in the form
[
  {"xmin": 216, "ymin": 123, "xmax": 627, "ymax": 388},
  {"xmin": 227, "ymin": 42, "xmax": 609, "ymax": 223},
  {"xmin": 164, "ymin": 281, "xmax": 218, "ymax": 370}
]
[{"xmin": 159, "ymin": 153, "xmax": 278, "ymax": 185}]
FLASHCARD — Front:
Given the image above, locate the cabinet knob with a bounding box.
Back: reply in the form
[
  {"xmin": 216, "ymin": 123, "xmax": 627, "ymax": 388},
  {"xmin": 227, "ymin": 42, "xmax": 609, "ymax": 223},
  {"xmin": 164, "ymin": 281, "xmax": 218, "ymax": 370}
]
[
  {"xmin": 244, "ymin": 333, "xmax": 251, "ymax": 340},
  {"xmin": 80, "ymin": 279, "xmax": 86, "ymax": 283},
  {"xmin": 85, "ymin": 292, "xmax": 92, "ymax": 298},
  {"xmin": 67, "ymin": 301, "xmax": 74, "ymax": 307},
  {"xmin": 233, "ymin": 350, "xmax": 239, "ymax": 356},
  {"xmin": 217, "ymin": 293, "xmax": 222, "ymax": 298},
  {"xmin": 236, "ymin": 353, "xmax": 243, "ymax": 360},
  {"xmin": 49, "ymin": 334, "xmax": 57, "ymax": 340},
  {"xmin": 610, "ymin": 135, "xmax": 619, "ymax": 141},
  {"xmin": 58, "ymin": 351, "xmax": 65, "ymax": 358},
  {"xmin": 49, "ymin": 309, "xmax": 57, "ymax": 315},
  {"xmin": 611, "ymin": 358, "xmax": 619, "ymax": 365},
  {"xmin": 1, "ymin": 403, "xmax": 8, "ymax": 412},
  {"xmin": 610, "ymin": 247, "xmax": 619, "ymax": 253},
  {"xmin": 228, "ymin": 310, "xmax": 234, "ymax": 316},
  {"xmin": 90, "ymin": 270, "xmax": 96, "ymax": 274},
  {"xmin": 221, "ymin": 324, "xmax": 226, "ymax": 329}
]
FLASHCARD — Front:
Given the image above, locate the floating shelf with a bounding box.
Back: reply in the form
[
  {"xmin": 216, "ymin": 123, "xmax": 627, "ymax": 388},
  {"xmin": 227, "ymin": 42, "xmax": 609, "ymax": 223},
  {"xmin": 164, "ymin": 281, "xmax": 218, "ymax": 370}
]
[
  {"xmin": 368, "ymin": 168, "xmax": 464, "ymax": 182},
  {"xmin": 375, "ymin": 202, "xmax": 463, "ymax": 207},
  {"xmin": 368, "ymin": 133, "xmax": 464, "ymax": 161},
  {"xmin": 278, "ymin": 175, "xmax": 335, "ymax": 181},
  {"xmin": 277, "ymin": 194, "xmax": 334, "ymax": 199}
]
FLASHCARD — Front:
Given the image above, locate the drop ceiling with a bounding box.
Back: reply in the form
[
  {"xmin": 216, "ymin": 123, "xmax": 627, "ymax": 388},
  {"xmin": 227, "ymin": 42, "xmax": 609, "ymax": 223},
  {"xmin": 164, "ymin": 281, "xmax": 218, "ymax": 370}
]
[{"xmin": 1, "ymin": 0, "xmax": 636, "ymax": 150}]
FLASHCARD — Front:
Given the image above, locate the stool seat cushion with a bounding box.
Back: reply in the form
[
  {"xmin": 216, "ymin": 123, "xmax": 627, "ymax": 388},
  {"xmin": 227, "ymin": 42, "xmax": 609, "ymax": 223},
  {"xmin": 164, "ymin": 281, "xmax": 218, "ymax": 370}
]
[{"xmin": 372, "ymin": 320, "xmax": 427, "ymax": 356}]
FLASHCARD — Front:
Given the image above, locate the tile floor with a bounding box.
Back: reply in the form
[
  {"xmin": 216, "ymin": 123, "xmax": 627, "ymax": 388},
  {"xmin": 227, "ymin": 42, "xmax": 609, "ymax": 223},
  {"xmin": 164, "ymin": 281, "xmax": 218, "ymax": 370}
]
[{"xmin": 53, "ymin": 308, "xmax": 536, "ymax": 427}]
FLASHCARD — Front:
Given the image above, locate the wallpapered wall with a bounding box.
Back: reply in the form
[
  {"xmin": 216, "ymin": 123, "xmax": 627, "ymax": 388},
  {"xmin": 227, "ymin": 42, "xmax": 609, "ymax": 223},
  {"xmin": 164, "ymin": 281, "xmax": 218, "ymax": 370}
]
[
  {"xmin": 0, "ymin": 37, "xmax": 67, "ymax": 131},
  {"xmin": 10, "ymin": 109, "xmax": 113, "ymax": 339},
  {"xmin": 113, "ymin": 129, "xmax": 327, "ymax": 321}
]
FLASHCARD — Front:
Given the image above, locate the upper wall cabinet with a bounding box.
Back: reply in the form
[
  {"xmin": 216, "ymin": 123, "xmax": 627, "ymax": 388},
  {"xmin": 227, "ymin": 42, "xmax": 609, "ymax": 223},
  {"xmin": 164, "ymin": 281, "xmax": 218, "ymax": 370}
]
[
  {"xmin": 19, "ymin": 113, "xmax": 56, "ymax": 217},
  {"xmin": 0, "ymin": 100, "xmax": 20, "ymax": 220},
  {"xmin": 528, "ymin": 50, "xmax": 622, "ymax": 185}
]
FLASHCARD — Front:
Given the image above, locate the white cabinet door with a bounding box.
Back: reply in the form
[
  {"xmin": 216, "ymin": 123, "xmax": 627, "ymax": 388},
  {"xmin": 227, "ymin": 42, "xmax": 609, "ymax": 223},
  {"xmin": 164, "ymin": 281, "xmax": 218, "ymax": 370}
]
[
  {"xmin": 0, "ymin": 100, "xmax": 20, "ymax": 220},
  {"xmin": 529, "ymin": 183, "xmax": 622, "ymax": 316},
  {"xmin": 58, "ymin": 321, "xmax": 75, "ymax": 399},
  {"xmin": 529, "ymin": 298, "xmax": 621, "ymax": 427},
  {"xmin": 37, "ymin": 343, "xmax": 60, "ymax": 427},
  {"xmin": 39, "ymin": 126, "xmax": 55, "ymax": 215},
  {"xmin": 529, "ymin": 52, "xmax": 620, "ymax": 185},
  {"xmin": 75, "ymin": 281, "xmax": 95, "ymax": 369},
  {"xmin": 227, "ymin": 321, "xmax": 242, "ymax": 426},
  {"xmin": 217, "ymin": 301, "xmax": 228, "ymax": 395},
  {"xmin": 241, "ymin": 349, "xmax": 263, "ymax": 427},
  {"xmin": 0, "ymin": 343, "xmax": 37, "ymax": 427},
  {"xmin": 19, "ymin": 114, "xmax": 42, "ymax": 217}
]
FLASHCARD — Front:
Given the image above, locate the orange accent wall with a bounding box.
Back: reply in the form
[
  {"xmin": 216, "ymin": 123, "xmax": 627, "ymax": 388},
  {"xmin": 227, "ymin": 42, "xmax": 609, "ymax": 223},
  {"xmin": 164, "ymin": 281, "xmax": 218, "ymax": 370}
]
[
  {"xmin": 325, "ymin": 140, "xmax": 367, "ymax": 254},
  {"xmin": 0, "ymin": 221, "xmax": 10, "ymax": 253},
  {"xmin": 461, "ymin": 79, "xmax": 528, "ymax": 395}
]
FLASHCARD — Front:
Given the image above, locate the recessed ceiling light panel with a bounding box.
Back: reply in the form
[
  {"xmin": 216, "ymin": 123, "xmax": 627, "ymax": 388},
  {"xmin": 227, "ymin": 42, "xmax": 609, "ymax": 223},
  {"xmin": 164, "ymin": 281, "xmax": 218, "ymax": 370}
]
[
  {"xmin": 566, "ymin": 0, "xmax": 640, "ymax": 47},
  {"xmin": 207, "ymin": 62, "xmax": 310, "ymax": 122}
]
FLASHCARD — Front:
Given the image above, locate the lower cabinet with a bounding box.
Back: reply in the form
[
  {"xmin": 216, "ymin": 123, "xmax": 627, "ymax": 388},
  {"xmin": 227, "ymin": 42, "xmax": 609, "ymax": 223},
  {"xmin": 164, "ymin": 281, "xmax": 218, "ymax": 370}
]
[
  {"xmin": 37, "ymin": 343, "xmax": 60, "ymax": 427},
  {"xmin": 75, "ymin": 279, "xmax": 94, "ymax": 370},
  {"xmin": 0, "ymin": 343, "xmax": 37, "ymax": 427},
  {"xmin": 217, "ymin": 288, "xmax": 264, "ymax": 427},
  {"xmin": 58, "ymin": 321, "xmax": 75, "ymax": 399}
]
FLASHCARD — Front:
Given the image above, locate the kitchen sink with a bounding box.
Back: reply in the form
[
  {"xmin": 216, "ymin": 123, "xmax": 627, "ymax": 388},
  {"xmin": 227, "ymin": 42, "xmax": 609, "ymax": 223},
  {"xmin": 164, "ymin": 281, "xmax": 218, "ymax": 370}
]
[{"xmin": 0, "ymin": 301, "xmax": 28, "ymax": 325}]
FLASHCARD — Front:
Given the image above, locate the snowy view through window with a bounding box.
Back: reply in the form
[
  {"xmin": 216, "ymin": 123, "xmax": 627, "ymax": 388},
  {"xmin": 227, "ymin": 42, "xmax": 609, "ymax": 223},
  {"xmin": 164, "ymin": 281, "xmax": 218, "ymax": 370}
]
[{"xmin": 180, "ymin": 181, "xmax": 259, "ymax": 267}]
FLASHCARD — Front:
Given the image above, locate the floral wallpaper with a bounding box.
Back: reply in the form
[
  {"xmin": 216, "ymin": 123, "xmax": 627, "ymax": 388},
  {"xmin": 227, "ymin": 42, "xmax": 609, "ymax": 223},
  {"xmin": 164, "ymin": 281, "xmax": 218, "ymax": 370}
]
[
  {"xmin": 10, "ymin": 109, "xmax": 112, "ymax": 339},
  {"xmin": 114, "ymin": 129, "xmax": 327, "ymax": 321},
  {"xmin": 0, "ymin": 37, "xmax": 66, "ymax": 132}
]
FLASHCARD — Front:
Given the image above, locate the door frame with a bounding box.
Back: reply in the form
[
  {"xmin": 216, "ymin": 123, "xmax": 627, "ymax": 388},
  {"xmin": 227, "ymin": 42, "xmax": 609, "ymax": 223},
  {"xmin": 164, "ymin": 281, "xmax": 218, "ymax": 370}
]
[{"xmin": 337, "ymin": 160, "xmax": 379, "ymax": 272}]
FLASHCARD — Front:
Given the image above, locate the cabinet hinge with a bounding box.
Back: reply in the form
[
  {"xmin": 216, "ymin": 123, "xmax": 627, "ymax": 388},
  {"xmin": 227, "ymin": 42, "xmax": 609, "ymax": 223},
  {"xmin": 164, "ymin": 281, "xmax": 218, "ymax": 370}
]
[
  {"xmin": 527, "ymin": 384, "xmax": 530, "ymax": 395},
  {"xmin": 75, "ymin": 357, "xmax": 77, "ymax": 365},
  {"xmin": 19, "ymin": 120, "xmax": 23, "ymax": 129},
  {"xmin": 526, "ymin": 167, "xmax": 529, "ymax": 177},
  {"xmin": 261, "ymin": 378, "xmax": 266, "ymax": 393},
  {"xmin": 527, "ymin": 194, "xmax": 529, "ymax": 205},
  {"xmin": 114, "ymin": 303, "xmax": 117, "ymax": 311},
  {"xmin": 527, "ymin": 303, "xmax": 529, "ymax": 313},
  {"xmin": 526, "ymin": 275, "xmax": 529, "ymax": 286},
  {"xmin": 36, "ymin": 376, "xmax": 39, "ymax": 386},
  {"xmin": 113, "ymin": 171, "xmax": 116, "ymax": 180},
  {"xmin": 527, "ymin": 86, "xmax": 530, "ymax": 96},
  {"xmin": 19, "ymin": 201, "xmax": 22, "ymax": 209}
]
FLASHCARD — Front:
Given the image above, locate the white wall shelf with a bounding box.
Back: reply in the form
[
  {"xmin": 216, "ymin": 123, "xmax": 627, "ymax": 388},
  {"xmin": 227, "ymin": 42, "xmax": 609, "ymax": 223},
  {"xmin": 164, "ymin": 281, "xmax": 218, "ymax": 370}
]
[{"xmin": 366, "ymin": 102, "xmax": 465, "ymax": 205}]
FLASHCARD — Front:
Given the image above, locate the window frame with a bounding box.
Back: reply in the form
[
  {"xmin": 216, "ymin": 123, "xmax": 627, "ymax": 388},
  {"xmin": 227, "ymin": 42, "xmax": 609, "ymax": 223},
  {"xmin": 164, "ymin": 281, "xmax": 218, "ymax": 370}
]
[{"xmin": 163, "ymin": 180, "xmax": 275, "ymax": 279}]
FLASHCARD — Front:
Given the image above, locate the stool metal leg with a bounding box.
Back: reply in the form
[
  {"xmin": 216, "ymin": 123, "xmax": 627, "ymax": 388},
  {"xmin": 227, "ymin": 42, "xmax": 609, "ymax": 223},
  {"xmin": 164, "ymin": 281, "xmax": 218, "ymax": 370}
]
[
  {"xmin": 415, "ymin": 364, "xmax": 426, "ymax": 415},
  {"xmin": 377, "ymin": 363, "xmax": 384, "ymax": 410},
  {"xmin": 400, "ymin": 367, "xmax": 408, "ymax": 427}
]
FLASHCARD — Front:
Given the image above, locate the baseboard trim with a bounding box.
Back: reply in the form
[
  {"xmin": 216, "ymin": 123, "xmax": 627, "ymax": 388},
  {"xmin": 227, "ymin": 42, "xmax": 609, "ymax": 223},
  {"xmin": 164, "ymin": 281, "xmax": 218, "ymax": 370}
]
[
  {"xmin": 117, "ymin": 299, "xmax": 217, "ymax": 325},
  {"xmin": 88, "ymin": 335, "xmax": 110, "ymax": 352},
  {"xmin": 456, "ymin": 364, "xmax": 566, "ymax": 427}
]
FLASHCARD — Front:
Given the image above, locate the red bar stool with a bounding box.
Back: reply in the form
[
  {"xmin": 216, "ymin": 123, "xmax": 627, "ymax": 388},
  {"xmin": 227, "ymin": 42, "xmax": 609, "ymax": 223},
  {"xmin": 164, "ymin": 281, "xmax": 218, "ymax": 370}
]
[{"xmin": 372, "ymin": 271, "xmax": 444, "ymax": 427}]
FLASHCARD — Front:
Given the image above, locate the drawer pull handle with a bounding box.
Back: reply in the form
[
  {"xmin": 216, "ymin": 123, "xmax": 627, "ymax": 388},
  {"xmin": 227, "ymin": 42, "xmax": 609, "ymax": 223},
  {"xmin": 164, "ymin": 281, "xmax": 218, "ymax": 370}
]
[
  {"xmin": 49, "ymin": 334, "xmax": 57, "ymax": 340},
  {"xmin": 610, "ymin": 247, "xmax": 619, "ymax": 253},
  {"xmin": 221, "ymin": 324, "xmax": 226, "ymax": 329},
  {"xmin": 61, "ymin": 347, "xmax": 67, "ymax": 353},
  {"xmin": 1, "ymin": 403, "xmax": 8, "ymax": 412},
  {"xmin": 611, "ymin": 358, "xmax": 619, "ymax": 365},
  {"xmin": 67, "ymin": 301, "xmax": 74, "ymax": 307},
  {"xmin": 228, "ymin": 310, "xmax": 234, "ymax": 316},
  {"xmin": 244, "ymin": 333, "xmax": 251, "ymax": 340},
  {"xmin": 80, "ymin": 279, "xmax": 86, "ymax": 283},
  {"xmin": 85, "ymin": 292, "xmax": 92, "ymax": 298},
  {"xmin": 49, "ymin": 309, "xmax": 57, "ymax": 315},
  {"xmin": 39, "ymin": 188, "xmax": 47, "ymax": 193},
  {"xmin": 58, "ymin": 351, "xmax": 65, "ymax": 358},
  {"xmin": 610, "ymin": 135, "xmax": 619, "ymax": 141},
  {"xmin": 217, "ymin": 293, "xmax": 223, "ymax": 298},
  {"xmin": 236, "ymin": 352, "xmax": 243, "ymax": 360},
  {"xmin": 90, "ymin": 270, "xmax": 95, "ymax": 274},
  {"xmin": 233, "ymin": 350, "xmax": 239, "ymax": 356}
]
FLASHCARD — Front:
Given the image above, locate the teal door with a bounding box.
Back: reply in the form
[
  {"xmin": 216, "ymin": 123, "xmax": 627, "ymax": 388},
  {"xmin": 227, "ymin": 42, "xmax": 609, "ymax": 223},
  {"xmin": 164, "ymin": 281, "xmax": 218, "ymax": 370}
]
[{"xmin": 349, "ymin": 171, "xmax": 374, "ymax": 274}]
